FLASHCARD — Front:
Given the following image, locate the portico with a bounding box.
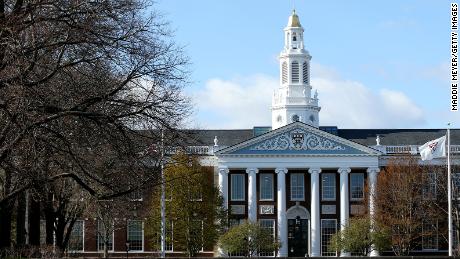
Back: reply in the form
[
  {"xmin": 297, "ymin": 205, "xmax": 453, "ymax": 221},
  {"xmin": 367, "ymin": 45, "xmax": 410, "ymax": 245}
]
[{"xmin": 216, "ymin": 122, "xmax": 381, "ymax": 257}]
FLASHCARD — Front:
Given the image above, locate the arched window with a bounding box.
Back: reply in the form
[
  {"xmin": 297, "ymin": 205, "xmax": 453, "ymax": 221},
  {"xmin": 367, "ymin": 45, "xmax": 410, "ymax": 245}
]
[
  {"xmin": 292, "ymin": 32, "xmax": 297, "ymax": 41},
  {"xmin": 303, "ymin": 62, "xmax": 309, "ymax": 84},
  {"xmin": 282, "ymin": 62, "xmax": 288, "ymax": 84},
  {"xmin": 291, "ymin": 61, "xmax": 299, "ymax": 83}
]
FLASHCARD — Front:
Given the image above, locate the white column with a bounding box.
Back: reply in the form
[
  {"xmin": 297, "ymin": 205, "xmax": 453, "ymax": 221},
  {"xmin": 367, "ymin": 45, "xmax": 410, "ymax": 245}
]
[
  {"xmin": 218, "ymin": 167, "xmax": 229, "ymax": 257},
  {"xmin": 247, "ymin": 168, "xmax": 258, "ymax": 222},
  {"xmin": 367, "ymin": 167, "xmax": 380, "ymax": 257},
  {"xmin": 309, "ymin": 168, "xmax": 321, "ymax": 257},
  {"xmin": 276, "ymin": 168, "xmax": 288, "ymax": 257},
  {"xmin": 338, "ymin": 167, "xmax": 351, "ymax": 257},
  {"xmin": 218, "ymin": 167, "xmax": 229, "ymax": 210}
]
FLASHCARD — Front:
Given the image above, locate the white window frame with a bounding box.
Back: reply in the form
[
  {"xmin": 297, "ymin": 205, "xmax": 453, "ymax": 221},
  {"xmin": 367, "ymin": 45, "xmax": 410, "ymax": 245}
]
[
  {"xmin": 258, "ymin": 219, "xmax": 276, "ymax": 257},
  {"xmin": 423, "ymin": 172, "xmax": 437, "ymax": 200},
  {"xmin": 422, "ymin": 220, "xmax": 439, "ymax": 250},
  {"xmin": 231, "ymin": 174, "xmax": 245, "ymax": 201},
  {"xmin": 129, "ymin": 188, "xmax": 143, "ymax": 201},
  {"xmin": 321, "ymin": 219, "xmax": 337, "ymax": 256},
  {"xmin": 321, "ymin": 173, "xmax": 336, "ymax": 201},
  {"xmin": 97, "ymin": 220, "xmax": 115, "ymax": 252},
  {"xmin": 68, "ymin": 220, "xmax": 85, "ymax": 252},
  {"xmin": 290, "ymin": 173, "xmax": 305, "ymax": 201},
  {"xmin": 350, "ymin": 173, "xmax": 364, "ymax": 201},
  {"xmin": 453, "ymin": 173, "xmax": 460, "ymax": 200},
  {"xmin": 127, "ymin": 220, "xmax": 144, "ymax": 252},
  {"xmin": 165, "ymin": 220, "xmax": 174, "ymax": 251},
  {"xmin": 260, "ymin": 173, "xmax": 274, "ymax": 201}
]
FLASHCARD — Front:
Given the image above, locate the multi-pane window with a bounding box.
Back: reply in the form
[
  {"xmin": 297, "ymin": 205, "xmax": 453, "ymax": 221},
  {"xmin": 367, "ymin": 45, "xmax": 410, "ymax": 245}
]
[
  {"xmin": 228, "ymin": 219, "xmax": 245, "ymax": 257},
  {"xmin": 229, "ymin": 218, "xmax": 244, "ymax": 228},
  {"xmin": 127, "ymin": 220, "xmax": 143, "ymax": 251},
  {"xmin": 129, "ymin": 188, "xmax": 143, "ymax": 201},
  {"xmin": 422, "ymin": 220, "xmax": 438, "ymax": 250},
  {"xmin": 302, "ymin": 62, "xmax": 309, "ymax": 84},
  {"xmin": 423, "ymin": 173, "xmax": 437, "ymax": 200},
  {"xmin": 259, "ymin": 219, "xmax": 276, "ymax": 256},
  {"xmin": 165, "ymin": 220, "xmax": 173, "ymax": 251},
  {"xmin": 291, "ymin": 61, "xmax": 299, "ymax": 83},
  {"xmin": 231, "ymin": 174, "xmax": 245, "ymax": 201},
  {"xmin": 322, "ymin": 173, "xmax": 336, "ymax": 201},
  {"xmin": 350, "ymin": 173, "xmax": 364, "ymax": 200},
  {"xmin": 190, "ymin": 220, "xmax": 204, "ymax": 252},
  {"xmin": 321, "ymin": 219, "xmax": 337, "ymax": 256},
  {"xmin": 282, "ymin": 62, "xmax": 288, "ymax": 84},
  {"xmin": 68, "ymin": 220, "xmax": 84, "ymax": 251},
  {"xmin": 97, "ymin": 220, "xmax": 113, "ymax": 251},
  {"xmin": 190, "ymin": 188, "xmax": 203, "ymax": 201},
  {"xmin": 40, "ymin": 220, "xmax": 46, "ymax": 245},
  {"xmin": 260, "ymin": 174, "xmax": 274, "ymax": 200},
  {"xmin": 453, "ymin": 173, "xmax": 460, "ymax": 199},
  {"xmin": 290, "ymin": 173, "xmax": 304, "ymax": 201}
]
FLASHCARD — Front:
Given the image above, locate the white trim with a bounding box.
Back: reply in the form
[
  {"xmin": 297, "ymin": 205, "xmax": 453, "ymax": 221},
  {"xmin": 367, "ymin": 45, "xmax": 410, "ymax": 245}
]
[
  {"xmin": 96, "ymin": 220, "xmax": 115, "ymax": 252},
  {"xmin": 67, "ymin": 219, "xmax": 85, "ymax": 253},
  {"xmin": 216, "ymin": 122, "xmax": 382, "ymax": 156},
  {"xmin": 320, "ymin": 219, "xmax": 337, "ymax": 256},
  {"xmin": 422, "ymin": 219, "xmax": 439, "ymax": 251},
  {"xmin": 350, "ymin": 173, "xmax": 365, "ymax": 201},
  {"xmin": 258, "ymin": 219, "xmax": 276, "ymax": 257},
  {"xmin": 259, "ymin": 173, "xmax": 274, "ymax": 201},
  {"xmin": 321, "ymin": 173, "xmax": 336, "ymax": 201},
  {"xmin": 230, "ymin": 174, "xmax": 245, "ymax": 201},
  {"xmin": 290, "ymin": 173, "xmax": 305, "ymax": 201},
  {"xmin": 127, "ymin": 220, "xmax": 144, "ymax": 252}
]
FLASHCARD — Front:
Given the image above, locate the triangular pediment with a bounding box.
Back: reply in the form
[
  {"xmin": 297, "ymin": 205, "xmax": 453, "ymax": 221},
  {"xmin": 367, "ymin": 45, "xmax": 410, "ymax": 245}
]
[{"xmin": 216, "ymin": 122, "xmax": 381, "ymax": 156}]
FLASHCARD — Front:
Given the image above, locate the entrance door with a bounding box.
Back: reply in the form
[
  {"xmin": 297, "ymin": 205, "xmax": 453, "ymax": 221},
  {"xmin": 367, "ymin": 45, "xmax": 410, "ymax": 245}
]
[{"xmin": 288, "ymin": 218, "xmax": 309, "ymax": 257}]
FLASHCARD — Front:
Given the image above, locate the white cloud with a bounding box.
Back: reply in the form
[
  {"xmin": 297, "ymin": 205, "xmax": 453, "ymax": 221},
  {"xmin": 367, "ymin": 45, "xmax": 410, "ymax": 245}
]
[
  {"xmin": 193, "ymin": 64, "xmax": 426, "ymax": 129},
  {"xmin": 315, "ymin": 78, "xmax": 425, "ymax": 128},
  {"xmin": 193, "ymin": 74, "xmax": 276, "ymax": 129}
]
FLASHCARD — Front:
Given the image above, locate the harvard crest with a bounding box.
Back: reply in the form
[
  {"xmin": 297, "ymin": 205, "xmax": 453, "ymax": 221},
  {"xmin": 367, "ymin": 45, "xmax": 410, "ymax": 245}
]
[{"xmin": 291, "ymin": 131, "xmax": 304, "ymax": 149}]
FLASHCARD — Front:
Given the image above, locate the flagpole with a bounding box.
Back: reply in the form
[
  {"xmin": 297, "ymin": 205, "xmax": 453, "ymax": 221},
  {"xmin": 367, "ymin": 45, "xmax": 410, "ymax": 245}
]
[
  {"xmin": 448, "ymin": 124, "xmax": 453, "ymax": 256},
  {"xmin": 160, "ymin": 128, "xmax": 166, "ymax": 258}
]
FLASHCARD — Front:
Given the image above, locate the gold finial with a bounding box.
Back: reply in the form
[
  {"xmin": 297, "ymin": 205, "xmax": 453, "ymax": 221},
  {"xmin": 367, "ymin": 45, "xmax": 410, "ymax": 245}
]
[{"xmin": 288, "ymin": 9, "xmax": 301, "ymax": 27}]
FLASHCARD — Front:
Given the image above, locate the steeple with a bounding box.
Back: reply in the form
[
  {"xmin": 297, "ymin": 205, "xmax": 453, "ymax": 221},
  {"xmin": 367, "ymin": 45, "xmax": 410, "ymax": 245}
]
[{"xmin": 272, "ymin": 10, "xmax": 321, "ymax": 129}]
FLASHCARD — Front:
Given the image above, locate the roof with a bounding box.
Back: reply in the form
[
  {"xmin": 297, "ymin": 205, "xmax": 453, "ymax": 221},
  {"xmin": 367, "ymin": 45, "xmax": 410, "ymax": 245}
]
[
  {"xmin": 337, "ymin": 129, "xmax": 460, "ymax": 146},
  {"xmin": 186, "ymin": 128, "xmax": 460, "ymax": 147}
]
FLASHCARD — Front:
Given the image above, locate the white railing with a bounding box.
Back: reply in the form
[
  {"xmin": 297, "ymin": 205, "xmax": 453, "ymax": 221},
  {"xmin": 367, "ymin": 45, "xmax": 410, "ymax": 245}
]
[
  {"xmin": 380, "ymin": 145, "xmax": 460, "ymax": 155},
  {"xmin": 165, "ymin": 145, "xmax": 229, "ymax": 155},
  {"xmin": 164, "ymin": 145, "xmax": 460, "ymax": 156}
]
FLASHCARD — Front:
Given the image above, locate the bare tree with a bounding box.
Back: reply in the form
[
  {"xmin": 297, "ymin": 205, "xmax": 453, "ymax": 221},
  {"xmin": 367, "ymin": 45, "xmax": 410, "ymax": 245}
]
[
  {"xmin": 375, "ymin": 156, "xmax": 439, "ymax": 255},
  {"xmin": 0, "ymin": 0, "xmax": 191, "ymax": 251}
]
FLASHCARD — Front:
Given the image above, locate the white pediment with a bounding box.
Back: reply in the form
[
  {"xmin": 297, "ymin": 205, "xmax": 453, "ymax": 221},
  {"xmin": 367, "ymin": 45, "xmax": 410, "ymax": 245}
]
[{"xmin": 216, "ymin": 122, "xmax": 381, "ymax": 157}]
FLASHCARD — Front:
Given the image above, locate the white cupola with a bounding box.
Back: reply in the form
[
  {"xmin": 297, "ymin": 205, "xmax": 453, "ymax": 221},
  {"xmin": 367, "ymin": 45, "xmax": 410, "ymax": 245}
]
[{"xmin": 272, "ymin": 10, "xmax": 321, "ymax": 129}]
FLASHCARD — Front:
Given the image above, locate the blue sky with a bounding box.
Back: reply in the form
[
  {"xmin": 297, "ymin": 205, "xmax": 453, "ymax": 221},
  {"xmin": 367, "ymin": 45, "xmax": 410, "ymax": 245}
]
[{"xmin": 155, "ymin": 0, "xmax": 456, "ymax": 129}]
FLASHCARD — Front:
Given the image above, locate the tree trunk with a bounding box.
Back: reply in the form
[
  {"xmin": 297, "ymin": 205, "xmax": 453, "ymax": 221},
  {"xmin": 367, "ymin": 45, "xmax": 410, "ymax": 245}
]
[
  {"xmin": 0, "ymin": 170, "xmax": 14, "ymax": 251},
  {"xmin": 16, "ymin": 192, "xmax": 26, "ymax": 246},
  {"xmin": 44, "ymin": 193, "xmax": 55, "ymax": 245},
  {"xmin": 0, "ymin": 200, "xmax": 13, "ymax": 250},
  {"xmin": 29, "ymin": 198, "xmax": 41, "ymax": 246},
  {"xmin": 104, "ymin": 241, "xmax": 108, "ymax": 258}
]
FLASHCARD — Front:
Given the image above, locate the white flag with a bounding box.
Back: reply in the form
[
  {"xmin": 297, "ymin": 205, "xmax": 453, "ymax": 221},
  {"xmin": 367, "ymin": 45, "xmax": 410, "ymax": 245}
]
[{"xmin": 419, "ymin": 136, "xmax": 447, "ymax": 161}]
